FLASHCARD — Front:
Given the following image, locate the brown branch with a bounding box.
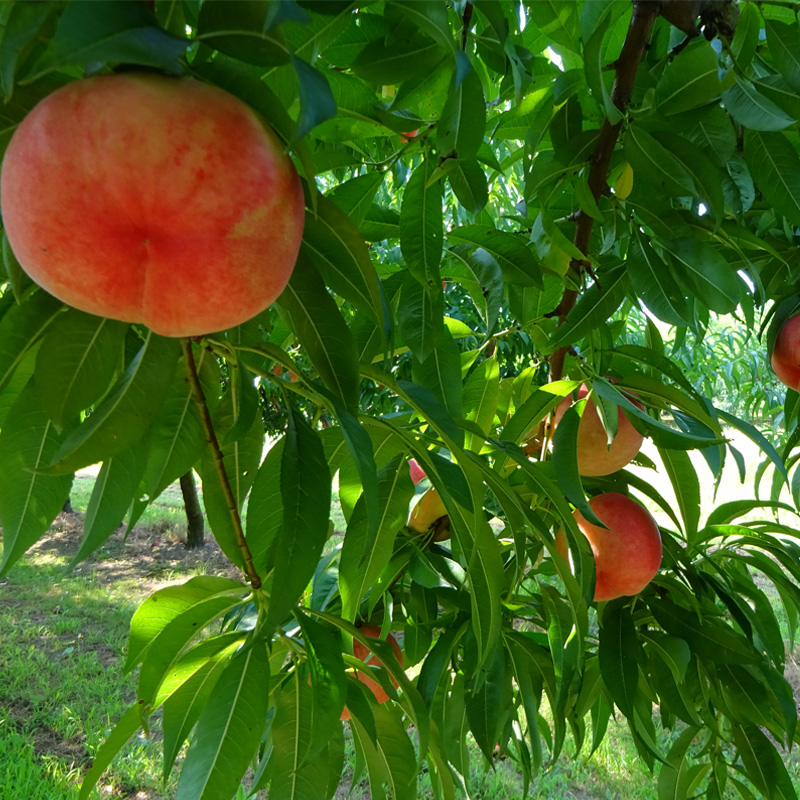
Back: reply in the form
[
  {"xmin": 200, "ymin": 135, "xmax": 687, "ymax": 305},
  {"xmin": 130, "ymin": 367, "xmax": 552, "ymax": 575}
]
[
  {"xmin": 548, "ymin": 0, "xmax": 661, "ymax": 383},
  {"xmin": 461, "ymin": 2, "xmax": 473, "ymax": 50},
  {"xmin": 182, "ymin": 339, "xmax": 262, "ymax": 589}
]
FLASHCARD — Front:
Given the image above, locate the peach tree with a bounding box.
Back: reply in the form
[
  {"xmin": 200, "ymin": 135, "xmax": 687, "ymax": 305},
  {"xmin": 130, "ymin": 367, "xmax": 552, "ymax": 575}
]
[{"xmin": 1, "ymin": 1, "xmax": 800, "ymax": 799}]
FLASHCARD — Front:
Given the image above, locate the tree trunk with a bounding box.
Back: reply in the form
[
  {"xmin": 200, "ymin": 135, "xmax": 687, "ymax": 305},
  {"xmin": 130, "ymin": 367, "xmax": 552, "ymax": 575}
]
[
  {"xmin": 61, "ymin": 496, "xmax": 73, "ymax": 514},
  {"xmin": 180, "ymin": 471, "xmax": 205, "ymax": 549}
]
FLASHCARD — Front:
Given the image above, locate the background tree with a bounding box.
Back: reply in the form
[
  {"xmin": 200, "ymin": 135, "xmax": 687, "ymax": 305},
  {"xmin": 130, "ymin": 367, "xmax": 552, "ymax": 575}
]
[{"xmin": 1, "ymin": 1, "xmax": 800, "ymax": 799}]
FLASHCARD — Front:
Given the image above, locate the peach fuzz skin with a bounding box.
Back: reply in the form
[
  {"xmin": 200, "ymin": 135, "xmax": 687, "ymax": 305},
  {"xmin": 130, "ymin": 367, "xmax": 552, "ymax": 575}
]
[
  {"xmin": 771, "ymin": 313, "xmax": 800, "ymax": 391},
  {"xmin": 340, "ymin": 625, "xmax": 403, "ymax": 721},
  {"xmin": 0, "ymin": 73, "xmax": 304, "ymax": 337},
  {"xmin": 556, "ymin": 492, "xmax": 662, "ymax": 602},
  {"xmin": 554, "ymin": 384, "xmax": 644, "ymax": 476}
]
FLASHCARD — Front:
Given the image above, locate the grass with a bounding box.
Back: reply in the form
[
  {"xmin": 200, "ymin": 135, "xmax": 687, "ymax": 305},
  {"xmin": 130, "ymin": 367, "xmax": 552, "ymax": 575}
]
[{"xmin": 2, "ymin": 429, "xmax": 800, "ymax": 799}]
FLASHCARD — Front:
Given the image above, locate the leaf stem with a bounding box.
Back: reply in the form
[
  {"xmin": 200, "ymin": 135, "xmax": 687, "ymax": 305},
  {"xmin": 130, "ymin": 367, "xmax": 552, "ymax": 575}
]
[{"xmin": 182, "ymin": 338, "xmax": 262, "ymax": 589}]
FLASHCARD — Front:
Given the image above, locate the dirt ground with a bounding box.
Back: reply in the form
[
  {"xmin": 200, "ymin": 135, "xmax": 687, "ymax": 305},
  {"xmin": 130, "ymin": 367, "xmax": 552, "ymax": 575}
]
[{"xmin": 30, "ymin": 506, "xmax": 245, "ymax": 592}]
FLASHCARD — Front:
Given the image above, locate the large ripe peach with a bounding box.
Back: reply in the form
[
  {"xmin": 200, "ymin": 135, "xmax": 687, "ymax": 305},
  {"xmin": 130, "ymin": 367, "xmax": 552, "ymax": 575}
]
[
  {"xmin": 556, "ymin": 492, "xmax": 662, "ymax": 602},
  {"xmin": 341, "ymin": 625, "xmax": 403, "ymax": 720},
  {"xmin": 0, "ymin": 73, "xmax": 304, "ymax": 337},
  {"xmin": 554, "ymin": 384, "xmax": 644, "ymax": 476},
  {"xmin": 771, "ymin": 313, "xmax": 800, "ymax": 391}
]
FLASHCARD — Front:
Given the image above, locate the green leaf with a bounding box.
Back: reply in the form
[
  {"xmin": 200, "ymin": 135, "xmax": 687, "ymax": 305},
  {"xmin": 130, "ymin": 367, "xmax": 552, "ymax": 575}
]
[
  {"xmin": 706, "ymin": 499, "xmax": 794, "ymax": 527},
  {"xmin": 141, "ymin": 349, "xmax": 220, "ymax": 501},
  {"xmin": 340, "ymin": 454, "xmax": 414, "ymax": 620},
  {"xmin": 661, "ymin": 239, "xmax": 742, "ymax": 314},
  {"xmin": 648, "ymin": 598, "xmax": 760, "ymax": 664},
  {"xmin": 465, "ymin": 644, "xmax": 512, "ymax": 762},
  {"xmin": 125, "ymin": 576, "xmax": 245, "ymax": 672},
  {"xmin": 462, "ymin": 357, "xmax": 500, "ymax": 452},
  {"xmin": 46, "ymin": 332, "xmax": 181, "ymax": 475},
  {"xmin": 351, "ymin": 31, "xmax": 446, "ymax": 85},
  {"xmin": 0, "ymin": 289, "xmax": 63, "ymax": 392},
  {"xmin": 527, "ymin": 0, "xmax": 578, "ymax": 54},
  {"xmin": 448, "ymin": 159, "xmax": 489, "ymax": 214},
  {"xmin": 733, "ymin": 724, "xmax": 798, "ymax": 800},
  {"xmin": 278, "ymin": 254, "xmax": 360, "ymax": 410},
  {"xmin": 0, "ymin": 2, "xmax": 58, "ymax": 103},
  {"xmin": 71, "ymin": 442, "xmax": 147, "ymax": 566},
  {"xmin": 397, "ymin": 271, "xmax": 444, "ymax": 364},
  {"xmin": 392, "ymin": 376, "xmax": 465, "ymax": 451},
  {"xmin": 160, "ymin": 635, "xmax": 245, "ymax": 780},
  {"xmin": 685, "ymin": 106, "xmax": 736, "ymax": 166},
  {"xmin": 244, "ymin": 437, "xmax": 284, "ymax": 577},
  {"xmin": 329, "ymin": 173, "xmax": 385, "ymax": 225},
  {"xmin": 388, "ymin": 0, "xmax": 454, "ymax": 52},
  {"xmin": 436, "ymin": 52, "xmax": 486, "ymax": 161},
  {"xmin": 412, "ymin": 326, "xmax": 462, "ymax": 418},
  {"xmin": 599, "ymin": 600, "xmax": 641, "ymax": 721},
  {"xmin": 718, "ymin": 409, "xmax": 789, "ymax": 489},
  {"xmin": 265, "ymin": 406, "xmax": 331, "ymax": 630},
  {"xmin": 302, "ymin": 194, "xmax": 386, "ymax": 328},
  {"xmin": 34, "ymin": 310, "xmax": 127, "ymax": 428},
  {"xmin": 652, "ymin": 132, "xmax": 723, "ymax": 225},
  {"xmin": 655, "ymin": 39, "xmax": 721, "ymax": 114},
  {"xmin": 626, "ymin": 233, "xmax": 690, "ymax": 326},
  {"xmin": 625, "ymin": 126, "xmax": 695, "ymax": 198},
  {"xmin": 25, "ymin": 0, "xmax": 188, "ymax": 81},
  {"xmin": 744, "ymin": 130, "xmax": 800, "ymax": 227},
  {"xmin": 0, "ymin": 380, "xmax": 73, "ymax": 576},
  {"xmin": 657, "ymin": 725, "xmax": 699, "ymax": 800},
  {"xmin": 400, "ymin": 158, "xmax": 444, "ymax": 286},
  {"xmin": 137, "ymin": 591, "xmax": 249, "ymax": 708},
  {"xmin": 334, "ymin": 406, "xmax": 382, "ymax": 550},
  {"xmin": 198, "ymin": 384, "xmax": 264, "ymax": 569},
  {"xmin": 549, "ymin": 266, "xmax": 626, "ymax": 349},
  {"xmin": 500, "ymin": 381, "xmax": 575, "ymax": 446},
  {"xmin": 195, "ymin": 0, "xmax": 290, "ymax": 67},
  {"xmin": 2, "ymin": 230, "xmax": 33, "ymax": 301},
  {"xmin": 350, "ymin": 704, "xmax": 418, "ymax": 800},
  {"xmin": 292, "ymin": 55, "xmax": 337, "ymax": 141},
  {"xmin": 550, "ymin": 401, "xmax": 605, "ymax": 530},
  {"xmin": 719, "ymin": 665, "xmax": 772, "ymax": 727},
  {"xmin": 296, "ymin": 611, "xmax": 348, "ymax": 753},
  {"xmin": 722, "ymin": 76, "xmax": 797, "ymax": 131},
  {"xmin": 78, "ymin": 706, "xmax": 141, "ymax": 800},
  {"xmin": 766, "ymin": 20, "xmax": 800, "ymax": 92},
  {"xmin": 444, "ymin": 245, "xmax": 504, "ymax": 333},
  {"xmin": 448, "ymin": 225, "xmax": 543, "ymax": 288},
  {"xmin": 643, "ymin": 632, "xmax": 691, "ymax": 683},
  {"xmin": 267, "ymin": 673, "xmax": 340, "ymax": 800},
  {"xmin": 175, "ymin": 641, "xmax": 270, "ymax": 800},
  {"xmin": 658, "ymin": 447, "xmax": 700, "ymax": 537},
  {"xmin": 506, "ymin": 636, "xmax": 544, "ymax": 772},
  {"xmin": 730, "ymin": 0, "xmax": 759, "ymax": 69}
]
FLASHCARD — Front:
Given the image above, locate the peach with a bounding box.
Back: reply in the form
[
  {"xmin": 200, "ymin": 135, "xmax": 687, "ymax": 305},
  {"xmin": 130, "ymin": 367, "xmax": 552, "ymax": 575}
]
[
  {"xmin": 340, "ymin": 625, "xmax": 403, "ymax": 720},
  {"xmin": 408, "ymin": 486, "xmax": 447, "ymax": 533},
  {"xmin": 556, "ymin": 492, "xmax": 662, "ymax": 602},
  {"xmin": 553, "ymin": 384, "xmax": 643, "ymax": 476},
  {"xmin": 0, "ymin": 73, "xmax": 304, "ymax": 337},
  {"xmin": 771, "ymin": 313, "xmax": 800, "ymax": 391},
  {"xmin": 408, "ymin": 457, "xmax": 426, "ymax": 485}
]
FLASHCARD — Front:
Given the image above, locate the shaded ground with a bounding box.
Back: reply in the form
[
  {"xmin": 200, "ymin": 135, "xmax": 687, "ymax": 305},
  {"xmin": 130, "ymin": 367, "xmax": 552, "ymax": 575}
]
[{"xmin": 31, "ymin": 506, "xmax": 244, "ymax": 589}]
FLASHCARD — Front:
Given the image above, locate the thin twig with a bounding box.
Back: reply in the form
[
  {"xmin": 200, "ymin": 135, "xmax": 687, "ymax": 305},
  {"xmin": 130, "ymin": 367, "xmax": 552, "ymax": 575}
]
[
  {"xmin": 461, "ymin": 2, "xmax": 474, "ymax": 50},
  {"xmin": 182, "ymin": 338, "xmax": 262, "ymax": 589}
]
